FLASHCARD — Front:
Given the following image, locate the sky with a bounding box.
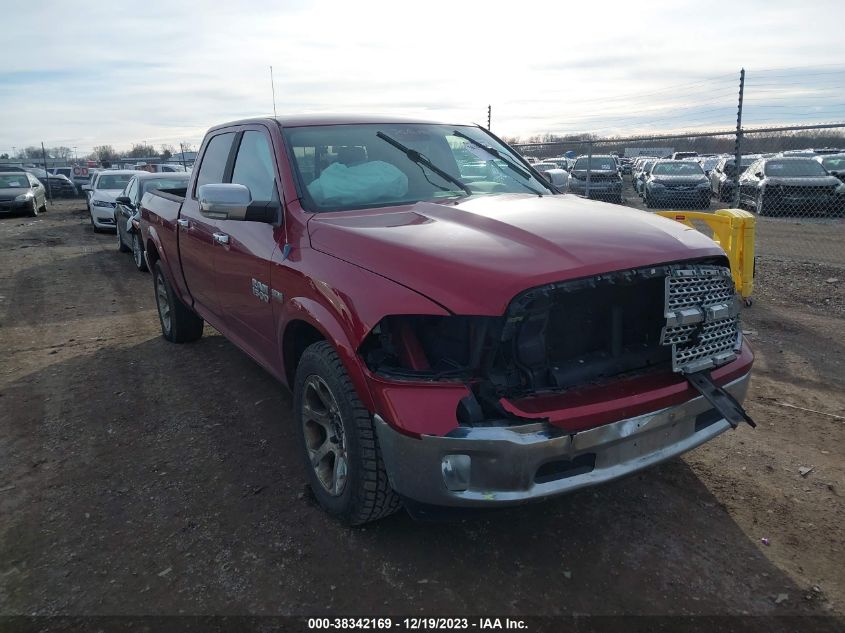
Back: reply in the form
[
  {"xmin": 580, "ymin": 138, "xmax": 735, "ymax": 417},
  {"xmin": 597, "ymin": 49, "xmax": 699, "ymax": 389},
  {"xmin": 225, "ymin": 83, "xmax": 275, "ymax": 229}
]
[{"xmin": 1, "ymin": 0, "xmax": 844, "ymax": 157}]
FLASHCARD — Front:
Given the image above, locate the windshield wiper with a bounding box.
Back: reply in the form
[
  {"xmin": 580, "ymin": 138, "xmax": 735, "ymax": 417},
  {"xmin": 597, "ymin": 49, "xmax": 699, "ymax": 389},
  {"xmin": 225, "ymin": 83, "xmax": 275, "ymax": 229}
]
[
  {"xmin": 376, "ymin": 131, "xmax": 472, "ymax": 197},
  {"xmin": 452, "ymin": 130, "xmax": 532, "ymax": 180},
  {"xmin": 451, "ymin": 130, "xmax": 546, "ymax": 196}
]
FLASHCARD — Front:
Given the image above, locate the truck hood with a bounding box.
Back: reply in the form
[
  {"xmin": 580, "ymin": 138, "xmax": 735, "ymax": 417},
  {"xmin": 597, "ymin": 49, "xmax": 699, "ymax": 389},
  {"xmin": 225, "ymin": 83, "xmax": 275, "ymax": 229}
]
[{"xmin": 307, "ymin": 194, "xmax": 725, "ymax": 315}]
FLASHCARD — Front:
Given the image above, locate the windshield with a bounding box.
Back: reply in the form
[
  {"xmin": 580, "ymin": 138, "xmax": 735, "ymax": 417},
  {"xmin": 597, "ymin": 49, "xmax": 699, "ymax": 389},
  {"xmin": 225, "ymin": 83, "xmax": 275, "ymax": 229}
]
[
  {"xmin": 533, "ymin": 163, "xmax": 557, "ymax": 172},
  {"xmin": 141, "ymin": 177, "xmax": 189, "ymax": 193},
  {"xmin": 0, "ymin": 175, "xmax": 30, "ymax": 188},
  {"xmin": 283, "ymin": 123, "xmax": 553, "ymax": 212},
  {"xmin": 573, "ymin": 157, "xmax": 616, "ymax": 171},
  {"xmin": 764, "ymin": 160, "xmax": 827, "ymax": 177},
  {"xmin": 822, "ymin": 156, "xmax": 845, "ymax": 170},
  {"xmin": 652, "ymin": 162, "xmax": 705, "ymax": 176},
  {"xmin": 96, "ymin": 174, "xmax": 133, "ymax": 190}
]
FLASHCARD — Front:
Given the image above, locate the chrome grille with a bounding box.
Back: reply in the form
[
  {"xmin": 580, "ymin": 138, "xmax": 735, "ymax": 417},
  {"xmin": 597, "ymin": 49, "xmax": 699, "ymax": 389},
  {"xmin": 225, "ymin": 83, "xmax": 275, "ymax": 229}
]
[{"xmin": 661, "ymin": 265, "xmax": 741, "ymax": 373}]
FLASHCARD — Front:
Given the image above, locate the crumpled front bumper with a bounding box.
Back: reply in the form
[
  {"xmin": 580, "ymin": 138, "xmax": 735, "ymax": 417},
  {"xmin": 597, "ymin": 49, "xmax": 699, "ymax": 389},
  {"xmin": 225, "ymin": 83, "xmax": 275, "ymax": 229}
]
[{"xmin": 375, "ymin": 372, "xmax": 750, "ymax": 507}]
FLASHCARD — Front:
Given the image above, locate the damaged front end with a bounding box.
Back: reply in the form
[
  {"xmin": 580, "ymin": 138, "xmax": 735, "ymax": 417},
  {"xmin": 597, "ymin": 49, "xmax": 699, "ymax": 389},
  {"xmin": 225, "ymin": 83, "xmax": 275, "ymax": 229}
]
[{"xmin": 361, "ymin": 258, "xmax": 753, "ymax": 435}]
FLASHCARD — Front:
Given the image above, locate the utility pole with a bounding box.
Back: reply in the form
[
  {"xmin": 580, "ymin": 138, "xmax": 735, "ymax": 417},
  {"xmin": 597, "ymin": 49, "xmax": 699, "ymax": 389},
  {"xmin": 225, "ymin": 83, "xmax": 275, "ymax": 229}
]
[
  {"xmin": 270, "ymin": 66, "xmax": 278, "ymax": 118},
  {"xmin": 41, "ymin": 142, "xmax": 52, "ymax": 203},
  {"xmin": 732, "ymin": 68, "xmax": 745, "ymax": 209},
  {"xmin": 487, "ymin": 105, "xmax": 491, "ymax": 130},
  {"xmin": 179, "ymin": 142, "xmax": 187, "ymax": 170}
]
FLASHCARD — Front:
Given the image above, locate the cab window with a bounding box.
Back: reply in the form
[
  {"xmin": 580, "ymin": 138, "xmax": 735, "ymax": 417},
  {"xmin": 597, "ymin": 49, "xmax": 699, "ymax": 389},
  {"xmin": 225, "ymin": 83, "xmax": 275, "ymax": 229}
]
[
  {"xmin": 195, "ymin": 132, "xmax": 236, "ymax": 193},
  {"xmin": 231, "ymin": 131, "xmax": 277, "ymax": 202}
]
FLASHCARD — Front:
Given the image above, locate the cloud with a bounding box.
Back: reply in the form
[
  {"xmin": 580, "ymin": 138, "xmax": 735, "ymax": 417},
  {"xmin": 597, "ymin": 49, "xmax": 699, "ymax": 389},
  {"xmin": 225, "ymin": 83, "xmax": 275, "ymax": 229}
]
[{"xmin": 1, "ymin": 0, "xmax": 843, "ymax": 155}]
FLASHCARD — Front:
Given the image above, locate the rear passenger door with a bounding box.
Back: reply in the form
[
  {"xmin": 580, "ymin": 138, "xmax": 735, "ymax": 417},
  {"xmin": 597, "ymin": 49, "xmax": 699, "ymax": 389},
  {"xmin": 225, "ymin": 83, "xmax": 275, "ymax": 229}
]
[{"xmin": 213, "ymin": 127, "xmax": 284, "ymax": 371}]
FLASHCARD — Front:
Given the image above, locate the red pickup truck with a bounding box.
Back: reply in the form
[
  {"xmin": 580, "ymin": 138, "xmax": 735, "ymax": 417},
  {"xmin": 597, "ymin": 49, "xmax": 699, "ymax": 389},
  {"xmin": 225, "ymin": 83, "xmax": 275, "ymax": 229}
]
[{"xmin": 140, "ymin": 115, "xmax": 754, "ymax": 525}]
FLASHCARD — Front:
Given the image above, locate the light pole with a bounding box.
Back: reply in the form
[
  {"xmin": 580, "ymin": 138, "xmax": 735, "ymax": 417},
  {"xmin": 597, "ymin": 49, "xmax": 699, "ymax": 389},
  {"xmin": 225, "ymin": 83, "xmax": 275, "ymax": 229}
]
[{"xmin": 73, "ymin": 146, "xmax": 78, "ymax": 162}]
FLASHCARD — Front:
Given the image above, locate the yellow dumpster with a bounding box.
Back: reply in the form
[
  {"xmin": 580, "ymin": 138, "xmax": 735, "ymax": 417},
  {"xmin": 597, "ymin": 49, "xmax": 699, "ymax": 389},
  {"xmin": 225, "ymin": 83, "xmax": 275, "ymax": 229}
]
[{"xmin": 655, "ymin": 209, "xmax": 755, "ymax": 304}]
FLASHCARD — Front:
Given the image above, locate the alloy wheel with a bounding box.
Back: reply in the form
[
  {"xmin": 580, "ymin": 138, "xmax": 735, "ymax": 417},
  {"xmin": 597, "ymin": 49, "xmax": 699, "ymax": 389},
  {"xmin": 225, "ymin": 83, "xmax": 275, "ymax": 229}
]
[
  {"xmin": 155, "ymin": 271, "xmax": 171, "ymax": 334},
  {"xmin": 133, "ymin": 234, "xmax": 144, "ymax": 268},
  {"xmin": 301, "ymin": 375, "xmax": 348, "ymax": 497}
]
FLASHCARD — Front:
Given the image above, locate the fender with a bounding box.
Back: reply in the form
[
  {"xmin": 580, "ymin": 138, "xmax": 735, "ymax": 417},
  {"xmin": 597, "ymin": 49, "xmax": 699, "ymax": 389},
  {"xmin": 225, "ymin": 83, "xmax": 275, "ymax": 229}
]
[
  {"xmin": 281, "ymin": 296, "xmax": 378, "ymax": 411},
  {"xmin": 273, "ymin": 247, "xmax": 450, "ymax": 413},
  {"xmin": 145, "ymin": 225, "xmax": 190, "ymax": 306}
]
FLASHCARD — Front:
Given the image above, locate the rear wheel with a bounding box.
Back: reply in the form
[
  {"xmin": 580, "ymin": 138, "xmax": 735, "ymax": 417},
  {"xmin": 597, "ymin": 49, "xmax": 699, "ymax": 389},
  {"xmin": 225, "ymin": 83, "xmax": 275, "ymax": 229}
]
[
  {"xmin": 294, "ymin": 341, "xmax": 401, "ymax": 525},
  {"xmin": 153, "ymin": 261, "xmax": 204, "ymax": 343},
  {"xmin": 132, "ymin": 233, "xmax": 148, "ymax": 272}
]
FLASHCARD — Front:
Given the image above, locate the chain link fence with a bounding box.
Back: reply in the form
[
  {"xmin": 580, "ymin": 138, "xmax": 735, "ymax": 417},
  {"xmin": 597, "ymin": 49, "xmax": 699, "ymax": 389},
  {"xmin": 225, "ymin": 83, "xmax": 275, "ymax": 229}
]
[{"xmin": 511, "ymin": 124, "xmax": 845, "ymax": 269}]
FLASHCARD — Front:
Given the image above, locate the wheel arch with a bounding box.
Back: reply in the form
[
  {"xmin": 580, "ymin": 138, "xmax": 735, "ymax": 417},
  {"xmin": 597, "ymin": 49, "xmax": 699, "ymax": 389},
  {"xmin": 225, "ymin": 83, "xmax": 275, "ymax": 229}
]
[{"xmin": 280, "ymin": 299, "xmax": 377, "ymax": 412}]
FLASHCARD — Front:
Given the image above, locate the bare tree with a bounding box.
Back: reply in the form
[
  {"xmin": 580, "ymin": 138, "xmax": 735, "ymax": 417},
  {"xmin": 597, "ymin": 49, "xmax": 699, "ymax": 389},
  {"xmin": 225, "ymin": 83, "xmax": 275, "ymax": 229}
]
[
  {"xmin": 124, "ymin": 143, "xmax": 159, "ymax": 159},
  {"xmin": 92, "ymin": 145, "xmax": 119, "ymax": 163},
  {"xmin": 160, "ymin": 144, "xmax": 174, "ymax": 161},
  {"xmin": 52, "ymin": 146, "xmax": 73, "ymax": 160}
]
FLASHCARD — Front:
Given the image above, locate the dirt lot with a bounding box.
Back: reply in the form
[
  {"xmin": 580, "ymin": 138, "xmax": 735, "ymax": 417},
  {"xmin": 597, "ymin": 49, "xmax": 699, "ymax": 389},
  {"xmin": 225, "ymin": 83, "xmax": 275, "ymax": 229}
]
[{"xmin": 1, "ymin": 199, "xmax": 844, "ymax": 621}]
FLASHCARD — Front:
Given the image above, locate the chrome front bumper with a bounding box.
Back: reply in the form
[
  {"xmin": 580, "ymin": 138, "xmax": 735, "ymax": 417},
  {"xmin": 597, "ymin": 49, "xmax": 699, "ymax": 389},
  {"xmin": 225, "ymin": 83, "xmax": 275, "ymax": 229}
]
[{"xmin": 375, "ymin": 372, "xmax": 750, "ymax": 507}]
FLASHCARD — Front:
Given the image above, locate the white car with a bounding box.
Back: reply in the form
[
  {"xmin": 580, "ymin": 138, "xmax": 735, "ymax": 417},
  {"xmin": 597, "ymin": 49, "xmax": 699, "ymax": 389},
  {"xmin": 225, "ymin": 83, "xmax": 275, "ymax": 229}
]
[{"xmin": 84, "ymin": 170, "xmax": 145, "ymax": 231}]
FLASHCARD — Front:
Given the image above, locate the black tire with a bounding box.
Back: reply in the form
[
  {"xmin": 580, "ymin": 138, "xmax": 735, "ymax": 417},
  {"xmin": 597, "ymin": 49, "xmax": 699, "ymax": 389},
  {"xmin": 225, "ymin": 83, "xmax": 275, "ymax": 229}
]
[
  {"xmin": 116, "ymin": 220, "xmax": 130, "ymax": 252},
  {"xmin": 28, "ymin": 199, "xmax": 38, "ymax": 217},
  {"xmin": 39, "ymin": 201, "xmax": 47, "ymax": 213},
  {"xmin": 644, "ymin": 192, "xmax": 653, "ymax": 209},
  {"xmin": 294, "ymin": 341, "xmax": 401, "ymax": 526},
  {"xmin": 153, "ymin": 260, "xmax": 204, "ymax": 343},
  {"xmin": 132, "ymin": 233, "xmax": 148, "ymax": 272}
]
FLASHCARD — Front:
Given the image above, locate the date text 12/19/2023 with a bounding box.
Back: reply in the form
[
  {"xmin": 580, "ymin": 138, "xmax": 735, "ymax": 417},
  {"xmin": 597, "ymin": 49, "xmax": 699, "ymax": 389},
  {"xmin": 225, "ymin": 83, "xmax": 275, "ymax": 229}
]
[{"xmin": 307, "ymin": 617, "xmax": 528, "ymax": 630}]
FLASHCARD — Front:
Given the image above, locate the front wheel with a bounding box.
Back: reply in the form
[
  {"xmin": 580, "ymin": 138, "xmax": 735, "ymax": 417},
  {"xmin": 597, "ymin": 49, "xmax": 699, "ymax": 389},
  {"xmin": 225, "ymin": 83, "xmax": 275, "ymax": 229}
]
[
  {"xmin": 153, "ymin": 261, "xmax": 204, "ymax": 343},
  {"xmin": 28, "ymin": 200, "xmax": 38, "ymax": 217},
  {"xmin": 132, "ymin": 233, "xmax": 148, "ymax": 272},
  {"xmin": 116, "ymin": 222, "xmax": 130, "ymax": 252},
  {"xmin": 294, "ymin": 341, "xmax": 401, "ymax": 525}
]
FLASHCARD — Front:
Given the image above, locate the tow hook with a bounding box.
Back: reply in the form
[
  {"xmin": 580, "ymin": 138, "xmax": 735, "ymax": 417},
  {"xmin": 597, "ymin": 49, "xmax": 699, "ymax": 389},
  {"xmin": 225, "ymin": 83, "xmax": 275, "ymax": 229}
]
[{"xmin": 685, "ymin": 370, "xmax": 756, "ymax": 429}]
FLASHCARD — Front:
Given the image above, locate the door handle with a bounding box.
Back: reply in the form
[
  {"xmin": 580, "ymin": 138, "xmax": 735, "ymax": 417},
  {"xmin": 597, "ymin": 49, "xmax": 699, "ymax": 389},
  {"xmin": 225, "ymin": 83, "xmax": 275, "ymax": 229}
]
[
  {"xmin": 177, "ymin": 218, "xmax": 189, "ymax": 229},
  {"xmin": 212, "ymin": 232, "xmax": 230, "ymax": 245}
]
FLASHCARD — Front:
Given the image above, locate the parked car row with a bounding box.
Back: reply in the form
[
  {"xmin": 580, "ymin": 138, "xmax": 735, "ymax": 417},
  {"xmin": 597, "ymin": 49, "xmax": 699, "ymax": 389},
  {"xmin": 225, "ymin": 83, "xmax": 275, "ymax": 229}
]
[
  {"xmin": 736, "ymin": 156, "xmax": 845, "ymax": 216},
  {"xmin": 113, "ymin": 172, "xmax": 191, "ymax": 270},
  {"xmin": 0, "ymin": 165, "xmax": 78, "ymax": 199},
  {"xmin": 94, "ymin": 115, "xmax": 755, "ymax": 525},
  {"xmin": 0, "ymin": 171, "xmax": 48, "ymax": 216},
  {"xmin": 566, "ymin": 155, "xmax": 624, "ymax": 203}
]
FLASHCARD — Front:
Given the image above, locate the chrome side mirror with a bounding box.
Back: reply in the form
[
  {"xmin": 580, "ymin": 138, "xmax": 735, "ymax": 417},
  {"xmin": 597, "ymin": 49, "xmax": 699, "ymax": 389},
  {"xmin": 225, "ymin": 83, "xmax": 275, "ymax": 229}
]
[{"xmin": 198, "ymin": 183, "xmax": 251, "ymax": 220}]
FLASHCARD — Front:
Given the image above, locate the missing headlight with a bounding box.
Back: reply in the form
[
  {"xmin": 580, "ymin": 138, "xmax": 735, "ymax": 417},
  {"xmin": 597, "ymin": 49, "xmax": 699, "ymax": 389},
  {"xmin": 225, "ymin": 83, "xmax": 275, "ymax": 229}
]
[{"xmin": 360, "ymin": 315, "xmax": 502, "ymax": 381}]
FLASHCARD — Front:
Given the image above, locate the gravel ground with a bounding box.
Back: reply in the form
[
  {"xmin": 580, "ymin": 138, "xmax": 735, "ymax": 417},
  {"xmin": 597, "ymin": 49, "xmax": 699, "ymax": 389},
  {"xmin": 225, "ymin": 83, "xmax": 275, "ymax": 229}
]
[{"xmin": 1, "ymin": 199, "xmax": 843, "ymax": 622}]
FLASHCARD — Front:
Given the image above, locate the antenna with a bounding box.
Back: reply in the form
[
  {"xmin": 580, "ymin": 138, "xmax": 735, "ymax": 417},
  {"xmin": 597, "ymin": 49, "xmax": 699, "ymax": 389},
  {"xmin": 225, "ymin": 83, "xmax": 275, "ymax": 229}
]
[{"xmin": 270, "ymin": 66, "xmax": 278, "ymax": 118}]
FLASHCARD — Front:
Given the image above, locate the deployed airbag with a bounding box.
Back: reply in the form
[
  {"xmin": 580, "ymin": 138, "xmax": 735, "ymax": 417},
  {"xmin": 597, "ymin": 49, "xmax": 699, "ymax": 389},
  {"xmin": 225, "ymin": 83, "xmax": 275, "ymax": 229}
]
[{"xmin": 308, "ymin": 161, "xmax": 408, "ymax": 205}]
